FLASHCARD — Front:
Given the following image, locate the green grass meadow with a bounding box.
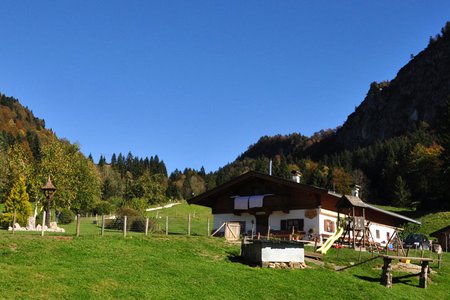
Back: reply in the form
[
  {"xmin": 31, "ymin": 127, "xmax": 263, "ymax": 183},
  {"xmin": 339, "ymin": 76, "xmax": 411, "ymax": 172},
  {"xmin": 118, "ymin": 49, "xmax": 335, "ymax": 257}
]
[
  {"xmin": 1, "ymin": 232, "xmax": 449, "ymax": 299},
  {"xmin": 1, "ymin": 204, "xmax": 450, "ymax": 299}
]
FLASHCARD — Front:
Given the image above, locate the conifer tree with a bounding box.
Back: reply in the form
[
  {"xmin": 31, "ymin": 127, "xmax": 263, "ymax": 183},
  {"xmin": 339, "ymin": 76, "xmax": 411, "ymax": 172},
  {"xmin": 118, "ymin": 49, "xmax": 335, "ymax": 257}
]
[
  {"xmin": 110, "ymin": 153, "xmax": 117, "ymax": 168},
  {"xmin": 1, "ymin": 175, "xmax": 32, "ymax": 227},
  {"xmin": 98, "ymin": 155, "xmax": 106, "ymax": 167},
  {"xmin": 393, "ymin": 176, "xmax": 411, "ymax": 208}
]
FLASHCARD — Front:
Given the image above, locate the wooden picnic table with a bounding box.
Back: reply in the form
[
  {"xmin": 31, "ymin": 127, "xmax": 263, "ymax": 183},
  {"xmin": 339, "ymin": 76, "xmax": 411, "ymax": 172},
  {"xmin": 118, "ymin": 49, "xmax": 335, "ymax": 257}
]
[{"xmin": 380, "ymin": 255, "xmax": 433, "ymax": 288}]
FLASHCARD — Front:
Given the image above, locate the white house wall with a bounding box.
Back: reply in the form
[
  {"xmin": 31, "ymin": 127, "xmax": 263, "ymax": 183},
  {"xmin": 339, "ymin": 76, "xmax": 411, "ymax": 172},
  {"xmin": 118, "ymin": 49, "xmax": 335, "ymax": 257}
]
[
  {"xmin": 213, "ymin": 210, "xmax": 398, "ymax": 246},
  {"xmin": 368, "ymin": 223, "xmax": 396, "ymax": 245},
  {"xmin": 269, "ymin": 210, "xmax": 319, "ymax": 234}
]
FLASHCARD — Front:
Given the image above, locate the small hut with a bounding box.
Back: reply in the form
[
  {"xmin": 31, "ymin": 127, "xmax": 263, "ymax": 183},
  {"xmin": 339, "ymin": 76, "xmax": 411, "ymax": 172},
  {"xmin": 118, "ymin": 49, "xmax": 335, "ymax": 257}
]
[{"xmin": 431, "ymin": 225, "xmax": 450, "ymax": 252}]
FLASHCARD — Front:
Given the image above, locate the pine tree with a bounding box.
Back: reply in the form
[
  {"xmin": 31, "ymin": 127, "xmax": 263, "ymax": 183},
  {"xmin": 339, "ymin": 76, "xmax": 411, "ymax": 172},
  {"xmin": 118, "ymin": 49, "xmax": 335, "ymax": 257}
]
[
  {"xmin": 98, "ymin": 155, "xmax": 106, "ymax": 166},
  {"xmin": 0, "ymin": 175, "xmax": 32, "ymax": 227},
  {"xmin": 110, "ymin": 153, "xmax": 117, "ymax": 168},
  {"xmin": 393, "ymin": 176, "xmax": 411, "ymax": 208}
]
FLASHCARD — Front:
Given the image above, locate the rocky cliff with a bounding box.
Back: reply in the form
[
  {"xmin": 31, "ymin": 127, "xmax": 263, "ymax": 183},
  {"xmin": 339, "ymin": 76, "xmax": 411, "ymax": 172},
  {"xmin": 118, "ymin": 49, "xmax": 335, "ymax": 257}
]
[{"xmin": 334, "ymin": 24, "xmax": 450, "ymax": 149}]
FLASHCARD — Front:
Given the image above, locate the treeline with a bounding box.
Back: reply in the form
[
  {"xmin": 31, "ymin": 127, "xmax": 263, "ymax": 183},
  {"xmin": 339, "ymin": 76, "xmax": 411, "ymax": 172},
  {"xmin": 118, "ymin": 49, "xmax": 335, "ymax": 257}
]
[{"xmin": 96, "ymin": 152, "xmax": 212, "ymax": 204}]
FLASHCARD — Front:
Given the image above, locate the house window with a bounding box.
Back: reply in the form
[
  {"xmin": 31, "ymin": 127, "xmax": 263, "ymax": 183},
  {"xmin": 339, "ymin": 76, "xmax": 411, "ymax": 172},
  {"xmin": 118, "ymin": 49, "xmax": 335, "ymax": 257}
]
[
  {"xmin": 376, "ymin": 230, "xmax": 380, "ymax": 239},
  {"xmin": 386, "ymin": 232, "xmax": 391, "ymax": 241},
  {"xmin": 324, "ymin": 220, "xmax": 335, "ymax": 233},
  {"xmin": 280, "ymin": 219, "xmax": 304, "ymax": 231}
]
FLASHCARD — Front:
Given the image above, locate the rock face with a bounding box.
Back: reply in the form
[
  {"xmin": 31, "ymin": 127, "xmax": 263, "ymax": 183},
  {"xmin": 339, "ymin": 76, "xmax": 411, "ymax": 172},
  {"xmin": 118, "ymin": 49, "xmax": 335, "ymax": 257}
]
[{"xmin": 334, "ymin": 27, "xmax": 450, "ymax": 149}]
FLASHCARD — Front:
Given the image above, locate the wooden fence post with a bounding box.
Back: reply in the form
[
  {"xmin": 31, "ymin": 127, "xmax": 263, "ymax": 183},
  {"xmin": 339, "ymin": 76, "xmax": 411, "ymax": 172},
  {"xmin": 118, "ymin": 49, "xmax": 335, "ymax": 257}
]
[
  {"xmin": 207, "ymin": 218, "xmax": 210, "ymax": 237},
  {"xmin": 267, "ymin": 225, "xmax": 270, "ymax": 240},
  {"xmin": 188, "ymin": 213, "xmax": 191, "ymax": 236},
  {"xmin": 145, "ymin": 218, "xmax": 149, "ymax": 236},
  {"xmin": 101, "ymin": 215, "xmax": 105, "ymax": 237},
  {"xmin": 12, "ymin": 210, "xmax": 16, "ymax": 235},
  {"xmin": 41, "ymin": 211, "xmax": 46, "ymax": 237},
  {"xmin": 123, "ymin": 216, "xmax": 127, "ymax": 237},
  {"xmin": 76, "ymin": 214, "xmax": 81, "ymax": 237},
  {"xmin": 166, "ymin": 216, "xmax": 169, "ymax": 235}
]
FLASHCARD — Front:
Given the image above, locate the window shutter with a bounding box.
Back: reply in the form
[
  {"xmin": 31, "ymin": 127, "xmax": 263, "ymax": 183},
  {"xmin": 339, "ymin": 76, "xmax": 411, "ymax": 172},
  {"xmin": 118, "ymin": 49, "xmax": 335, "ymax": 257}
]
[
  {"xmin": 299, "ymin": 219, "xmax": 304, "ymax": 231},
  {"xmin": 281, "ymin": 220, "xmax": 287, "ymax": 231}
]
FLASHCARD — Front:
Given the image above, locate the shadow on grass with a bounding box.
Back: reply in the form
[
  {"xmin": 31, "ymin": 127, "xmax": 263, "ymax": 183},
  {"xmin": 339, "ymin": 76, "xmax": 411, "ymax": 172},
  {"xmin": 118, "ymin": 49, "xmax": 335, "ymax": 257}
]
[
  {"xmin": 226, "ymin": 251, "xmax": 260, "ymax": 267},
  {"xmin": 393, "ymin": 209, "xmax": 442, "ymax": 219},
  {"xmin": 355, "ymin": 273, "xmax": 419, "ymax": 287}
]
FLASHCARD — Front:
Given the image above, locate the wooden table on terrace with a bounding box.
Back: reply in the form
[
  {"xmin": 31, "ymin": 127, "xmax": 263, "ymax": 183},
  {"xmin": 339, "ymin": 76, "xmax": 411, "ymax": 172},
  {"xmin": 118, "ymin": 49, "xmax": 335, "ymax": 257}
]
[{"xmin": 380, "ymin": 255, "xmax": 433, "ymax": 288}]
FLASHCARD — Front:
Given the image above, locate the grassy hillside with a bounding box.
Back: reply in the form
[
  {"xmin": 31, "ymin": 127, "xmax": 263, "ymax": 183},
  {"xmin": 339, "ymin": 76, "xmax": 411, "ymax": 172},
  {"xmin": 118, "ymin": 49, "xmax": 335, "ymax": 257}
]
[
  {"xmin": 375, "ymin": 205, "xmax": 450, "ymax": 237},
  {"xmin": 0, "ymin": 232, "xmax": 448, "ymax": 299},
  {"xmin": 418, "ymin": 212, "xmax": 450, "ymax": 236},
  {"xmin": 146, "ymin": 202, "xmax": 212, "ymax": 235}
]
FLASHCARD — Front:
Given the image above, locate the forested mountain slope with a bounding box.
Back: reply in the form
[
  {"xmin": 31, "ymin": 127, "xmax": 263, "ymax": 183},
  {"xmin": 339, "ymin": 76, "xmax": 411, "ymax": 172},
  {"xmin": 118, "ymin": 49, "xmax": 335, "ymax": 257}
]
[{"xmin": 215, "ymin": 22, "xmax": 450, "ymax": 210}]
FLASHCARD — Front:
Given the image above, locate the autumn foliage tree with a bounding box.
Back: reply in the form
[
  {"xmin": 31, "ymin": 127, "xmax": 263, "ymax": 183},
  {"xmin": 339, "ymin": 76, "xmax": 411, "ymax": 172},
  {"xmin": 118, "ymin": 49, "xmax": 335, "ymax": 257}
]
[{"xmin": 38, "ymin": 137, "xmax": 102, "ymax": 214}]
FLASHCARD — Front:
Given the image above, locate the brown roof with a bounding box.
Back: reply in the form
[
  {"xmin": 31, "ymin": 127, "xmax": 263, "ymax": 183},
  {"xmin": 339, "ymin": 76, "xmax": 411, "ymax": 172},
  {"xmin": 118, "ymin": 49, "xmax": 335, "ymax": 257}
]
[
  {"xmin": 431, "ymin": 225, "xmax": 450, "ymax": 237},
  {"xmin": 188, "ymin": 171, "xmax": 331, "ymax": 206},
  {"xmin": 42, "ymin": 175, "xmax": 56, "ymax": 190},
  {"xmin": 337, "ymin": 195, "xmax": 368, "ymax": 208}
]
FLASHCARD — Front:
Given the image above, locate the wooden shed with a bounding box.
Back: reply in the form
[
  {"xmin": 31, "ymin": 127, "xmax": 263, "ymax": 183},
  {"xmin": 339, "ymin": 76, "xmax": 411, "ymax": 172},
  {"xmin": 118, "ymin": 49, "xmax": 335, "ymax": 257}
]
[{"xmin": 430, "ymin": 225, "xmax": 450, "ymax": 252}]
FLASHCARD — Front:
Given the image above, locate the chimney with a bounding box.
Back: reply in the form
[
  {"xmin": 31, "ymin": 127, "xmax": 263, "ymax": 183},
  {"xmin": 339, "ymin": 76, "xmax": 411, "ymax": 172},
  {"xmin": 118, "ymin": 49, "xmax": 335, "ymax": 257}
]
[
  {"xmin": 269, "ymin": 159, "xmax": 273, "ymax": 176},
  {"xmin": 291, "ymin": 170, "xmax": 301, "ymax": 183},
  {"xmin": 351, "ymin": 184, "xmax": 361, "ymax": 198}
]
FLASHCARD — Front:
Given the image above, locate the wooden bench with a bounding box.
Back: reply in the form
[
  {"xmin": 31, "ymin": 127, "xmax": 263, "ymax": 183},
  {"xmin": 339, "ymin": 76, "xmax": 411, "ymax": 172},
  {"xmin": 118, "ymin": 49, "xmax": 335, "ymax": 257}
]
[{"xmin": 380, "ymin": 255, "xmax": 433, "ymax": 288}]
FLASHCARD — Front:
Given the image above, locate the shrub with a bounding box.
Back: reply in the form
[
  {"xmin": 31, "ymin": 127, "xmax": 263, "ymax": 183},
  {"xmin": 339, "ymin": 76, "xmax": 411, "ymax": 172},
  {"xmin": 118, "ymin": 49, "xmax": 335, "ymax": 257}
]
[
  {"xmin": 130, "ymin": 198, "xmax": 148, "ymax": 215},
  {"xmin": 116, "ymin": 207, "xmax": 141, "ymax": 218},
  {"xmin": 130, "ymin": 217, "xmax": 146, "ymax": 232},
  {"xmin": 113, "ymin": 207, "xmax": 140, "ymax": 231},
  {"xmin": 104, "ymin": 206, "xmax": 157, "ymax": 232},
  {"xmin": 104, "ymin": 219, "xmax": 116, "ymax": 229},
  {"xmin": 58, "ymin": 208, "xmax": 75, "ymax": 224},
  {"xmin": 129, "ymin": 216, "xmax": 157, "ymax": 232},
  {"xmin": 92, "ymin": 200, "xmax": 115, "ymax": 215}
]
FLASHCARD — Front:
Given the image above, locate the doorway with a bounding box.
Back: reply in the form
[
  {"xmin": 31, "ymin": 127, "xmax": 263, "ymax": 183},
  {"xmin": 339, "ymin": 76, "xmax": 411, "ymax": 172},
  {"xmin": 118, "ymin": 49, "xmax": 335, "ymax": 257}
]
[{"xmin": 255, "ymin": 214, "xmax": 269, "ymax": 234}]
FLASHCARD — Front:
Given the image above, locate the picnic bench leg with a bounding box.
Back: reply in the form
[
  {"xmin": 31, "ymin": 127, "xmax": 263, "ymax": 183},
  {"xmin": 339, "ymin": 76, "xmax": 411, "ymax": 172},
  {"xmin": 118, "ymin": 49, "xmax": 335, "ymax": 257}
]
[
  {"xmin": 419, "ymin": 261, "xmax": 429, "ymax": 288},
  {"xmin": 381, "ymin": 258, "xmax": 393, "ymax": 288}
]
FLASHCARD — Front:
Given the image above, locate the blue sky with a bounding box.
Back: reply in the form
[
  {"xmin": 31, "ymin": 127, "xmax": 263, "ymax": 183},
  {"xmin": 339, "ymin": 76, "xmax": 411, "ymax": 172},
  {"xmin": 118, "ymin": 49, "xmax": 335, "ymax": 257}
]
[{"xmin": 0, "ymin": 1, "xmax": 449, "ymax": 173}]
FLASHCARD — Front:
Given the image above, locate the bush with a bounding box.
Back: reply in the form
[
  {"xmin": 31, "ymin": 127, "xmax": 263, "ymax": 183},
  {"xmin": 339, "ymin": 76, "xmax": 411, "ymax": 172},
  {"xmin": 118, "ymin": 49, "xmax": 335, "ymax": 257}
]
[
  {"xmin": 0, "ymin": 213, "xmax": 11, "ymax": 229},
  {"xmin": 92, "ymin": 200, "xmax": 115, "ymax": 215},
  {"xmin": 130, "ymin": 217, "xmax": 146, "ymax": 232},
  {"xmin": 58, "ymin": 208, "xmax": 75, "ymax": 224},
  {"xmin": 104, "ymin": 219, "xmax": 116, "ymax": 229},
  {"xmin": 130, "ymin": 217, "xmax": 158, "ymax": 232},
  {"xmin": 116, "ymin": 207, "xmax": 141, "ymax": 218},
  {"xmin": 130, "ymin": 198, "xmax": 148, "ymax": 215},
  {"xmin": 104, "ymin": 206, "xmax": 157, "ymax": 232}
]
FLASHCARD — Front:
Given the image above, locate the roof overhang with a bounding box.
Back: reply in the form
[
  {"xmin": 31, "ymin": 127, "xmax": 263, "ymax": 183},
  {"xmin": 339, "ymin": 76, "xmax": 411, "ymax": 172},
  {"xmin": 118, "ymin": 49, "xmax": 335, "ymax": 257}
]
[{"xmin": 188, "ymin": 171, "xmax": 334, "ymax": 208}]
